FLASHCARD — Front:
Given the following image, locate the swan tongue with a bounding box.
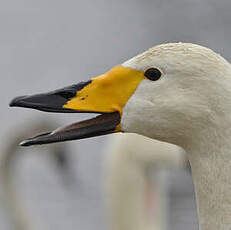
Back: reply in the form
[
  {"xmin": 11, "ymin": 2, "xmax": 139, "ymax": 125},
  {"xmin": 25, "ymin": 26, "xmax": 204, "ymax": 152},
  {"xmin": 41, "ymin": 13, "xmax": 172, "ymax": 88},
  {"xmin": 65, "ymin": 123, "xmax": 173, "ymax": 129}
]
[{"xmin": 20, "ymin": 112, "xmax": 120, "ymax": 146}]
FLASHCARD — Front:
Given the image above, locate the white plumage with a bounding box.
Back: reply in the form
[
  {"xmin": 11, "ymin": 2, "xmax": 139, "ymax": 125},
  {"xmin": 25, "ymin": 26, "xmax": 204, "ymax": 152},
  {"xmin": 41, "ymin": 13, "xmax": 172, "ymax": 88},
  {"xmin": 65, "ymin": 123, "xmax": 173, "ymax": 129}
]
[{"xmin": 120, "ymin": 43, "xmax": 231, "ymax": 230}]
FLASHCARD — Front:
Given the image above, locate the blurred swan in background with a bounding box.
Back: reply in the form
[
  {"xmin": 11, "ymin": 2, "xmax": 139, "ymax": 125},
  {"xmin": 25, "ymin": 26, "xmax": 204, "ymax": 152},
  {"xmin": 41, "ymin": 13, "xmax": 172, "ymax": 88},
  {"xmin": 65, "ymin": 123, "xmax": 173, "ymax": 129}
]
[
  {"xmin": 0, "ymin": 121, "xmax": 73, "ymax": 230},
  {"xmin": 105, "ymin": 133, "xmax": 187, "ymax": 230},
  {"xmin": 0, "ymin": 121, "xmax": 189, "ymax": 230}
]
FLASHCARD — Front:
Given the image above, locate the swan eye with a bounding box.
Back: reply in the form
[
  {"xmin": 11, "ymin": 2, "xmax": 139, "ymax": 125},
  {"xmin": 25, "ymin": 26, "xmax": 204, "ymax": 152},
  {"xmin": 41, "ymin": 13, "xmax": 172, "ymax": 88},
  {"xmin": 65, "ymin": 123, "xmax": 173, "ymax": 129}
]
[{"xmin": 144, "ymin": 68, "xmax": 162, "ymax": 81}]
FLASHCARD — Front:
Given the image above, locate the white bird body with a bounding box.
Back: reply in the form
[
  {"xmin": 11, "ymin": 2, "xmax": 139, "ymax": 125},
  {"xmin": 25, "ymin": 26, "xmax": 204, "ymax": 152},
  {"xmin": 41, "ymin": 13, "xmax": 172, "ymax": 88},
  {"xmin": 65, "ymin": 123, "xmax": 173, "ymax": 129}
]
[{"xmin": 105, "ymin": 133, "xmax": 186, "ymax": 230}]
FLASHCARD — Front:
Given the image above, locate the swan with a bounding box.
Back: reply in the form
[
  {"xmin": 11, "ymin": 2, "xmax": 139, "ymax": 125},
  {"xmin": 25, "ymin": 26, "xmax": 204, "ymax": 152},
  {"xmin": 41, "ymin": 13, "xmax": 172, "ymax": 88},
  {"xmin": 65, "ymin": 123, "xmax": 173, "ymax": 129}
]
[
  {"xmin": 10, "ymin": 42, "xmax": 231, "ymax": 230},
  {"xmin": 104, "ymin": 133, "xmax": 186, "ymax": 230},
  {"xmin": 0, "ymin": 121, "xmax": 72, "ymax": 230}
]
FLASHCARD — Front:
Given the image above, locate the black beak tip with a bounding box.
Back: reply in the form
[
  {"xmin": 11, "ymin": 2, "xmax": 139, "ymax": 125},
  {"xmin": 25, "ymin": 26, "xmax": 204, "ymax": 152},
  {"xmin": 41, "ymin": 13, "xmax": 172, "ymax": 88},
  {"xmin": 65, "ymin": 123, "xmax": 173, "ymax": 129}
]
[
  {"xmin": 19, "ymin": 140, "xmax": 29, "ymax": 147},
  {"xmin": 19, "ymin": 138, "xmax": 36, "ymax": 147},
  {"xmin": 9, "ymin": 96, "xmax": 26, "ymax": 107}
]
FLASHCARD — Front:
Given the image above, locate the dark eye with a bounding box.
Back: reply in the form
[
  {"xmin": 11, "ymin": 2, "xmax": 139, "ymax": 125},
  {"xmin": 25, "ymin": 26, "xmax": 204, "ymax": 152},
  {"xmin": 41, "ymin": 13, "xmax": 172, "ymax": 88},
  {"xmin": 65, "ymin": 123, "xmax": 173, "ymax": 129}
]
[{"xmin": 144, "ymin": 68, "xmax": 162, "ymax": 81}]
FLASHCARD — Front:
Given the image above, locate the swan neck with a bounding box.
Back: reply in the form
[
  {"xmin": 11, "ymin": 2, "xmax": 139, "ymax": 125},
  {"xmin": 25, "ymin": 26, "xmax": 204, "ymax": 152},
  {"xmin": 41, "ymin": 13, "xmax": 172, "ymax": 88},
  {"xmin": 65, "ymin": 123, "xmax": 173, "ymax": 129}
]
[{"xmin": 187, "ymin": 137, "xmax": 231, "ymax": 230}]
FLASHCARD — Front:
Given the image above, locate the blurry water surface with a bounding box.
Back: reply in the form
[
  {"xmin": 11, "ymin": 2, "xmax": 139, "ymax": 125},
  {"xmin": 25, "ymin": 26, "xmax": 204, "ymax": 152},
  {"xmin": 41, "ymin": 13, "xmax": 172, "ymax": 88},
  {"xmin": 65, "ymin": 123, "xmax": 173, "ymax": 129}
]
[{"xmin": 1, "ymin": 0, "xmax": 231, "ymax": 229}]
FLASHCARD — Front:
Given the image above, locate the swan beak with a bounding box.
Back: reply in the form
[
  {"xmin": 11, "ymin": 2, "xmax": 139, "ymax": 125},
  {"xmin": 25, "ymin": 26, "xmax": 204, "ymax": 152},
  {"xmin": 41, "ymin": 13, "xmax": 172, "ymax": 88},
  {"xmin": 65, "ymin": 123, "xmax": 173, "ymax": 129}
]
[{"xmin": 9, "ymin": 66, "xmax": 144, "ymax": 146}]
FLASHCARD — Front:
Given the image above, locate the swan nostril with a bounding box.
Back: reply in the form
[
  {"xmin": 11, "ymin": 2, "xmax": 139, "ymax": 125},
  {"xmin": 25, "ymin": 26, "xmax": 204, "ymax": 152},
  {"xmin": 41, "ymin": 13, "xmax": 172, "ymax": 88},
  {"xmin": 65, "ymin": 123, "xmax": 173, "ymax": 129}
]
[
  {"xmin": 56, "ymin": 91, "xmax": 76, "ymax": 100},
  {"xmin": 53, "ymin": 81, "xmax": 92, "ymax": 101}
]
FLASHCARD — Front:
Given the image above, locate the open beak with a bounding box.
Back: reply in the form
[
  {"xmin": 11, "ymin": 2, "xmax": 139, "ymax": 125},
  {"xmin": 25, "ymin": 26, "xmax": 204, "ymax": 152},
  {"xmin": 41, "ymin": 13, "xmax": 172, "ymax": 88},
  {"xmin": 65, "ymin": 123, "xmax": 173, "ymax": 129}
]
[{"xmin": 9, "ymin": 66, "xmax": 145, "ymax": 146}]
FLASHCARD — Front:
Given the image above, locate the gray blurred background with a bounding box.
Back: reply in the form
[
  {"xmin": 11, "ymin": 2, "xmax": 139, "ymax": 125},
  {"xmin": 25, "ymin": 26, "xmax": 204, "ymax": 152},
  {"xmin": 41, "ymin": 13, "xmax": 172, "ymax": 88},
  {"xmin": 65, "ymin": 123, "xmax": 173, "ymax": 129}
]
[{"xmin": 1, "ymin": 0, "xmax": 231, "ymax": 229}]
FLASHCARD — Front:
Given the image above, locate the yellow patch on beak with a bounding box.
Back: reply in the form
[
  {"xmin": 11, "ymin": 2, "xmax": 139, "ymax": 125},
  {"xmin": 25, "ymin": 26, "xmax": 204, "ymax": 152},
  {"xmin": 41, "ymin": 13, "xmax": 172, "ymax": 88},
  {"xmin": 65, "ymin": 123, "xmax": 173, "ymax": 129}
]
[{"xmin": 63, "ymin": 66, "xmax": 145, "ymax": 114}]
